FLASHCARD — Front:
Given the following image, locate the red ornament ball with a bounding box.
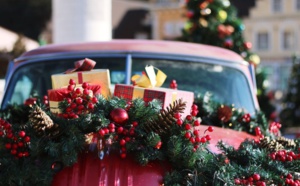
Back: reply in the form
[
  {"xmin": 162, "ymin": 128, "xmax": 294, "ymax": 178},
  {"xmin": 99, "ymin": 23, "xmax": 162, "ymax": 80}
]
[{"xmin": 110, "ymin": 108, "xmax": 129, "ymax": 124}]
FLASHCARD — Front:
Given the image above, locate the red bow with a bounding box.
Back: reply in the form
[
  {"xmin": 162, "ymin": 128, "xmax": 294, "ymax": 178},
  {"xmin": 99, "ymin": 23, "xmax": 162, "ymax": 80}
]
[{"xmin": 65, "ymin": 58, "xmax": 96, "ymax": 74}]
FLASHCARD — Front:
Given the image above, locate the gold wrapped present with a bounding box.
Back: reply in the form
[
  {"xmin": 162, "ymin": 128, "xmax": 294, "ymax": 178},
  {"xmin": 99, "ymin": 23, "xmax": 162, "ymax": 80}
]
[{"xmin": 51, "ymin": 58, "xmax": 111, "ymax": 98}]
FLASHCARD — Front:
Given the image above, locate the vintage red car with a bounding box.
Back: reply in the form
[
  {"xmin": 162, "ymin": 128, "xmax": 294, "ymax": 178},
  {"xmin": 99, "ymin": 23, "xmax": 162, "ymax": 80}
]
[{"xmin": 1, "ymin": 40, "xmax": 258, "ymax": 185}]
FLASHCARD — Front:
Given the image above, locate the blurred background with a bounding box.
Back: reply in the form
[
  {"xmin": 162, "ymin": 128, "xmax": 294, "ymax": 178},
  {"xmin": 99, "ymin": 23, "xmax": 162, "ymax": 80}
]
[{"xmin": 0, "ymin": 0, "xmax": 299, "ymax": 135}]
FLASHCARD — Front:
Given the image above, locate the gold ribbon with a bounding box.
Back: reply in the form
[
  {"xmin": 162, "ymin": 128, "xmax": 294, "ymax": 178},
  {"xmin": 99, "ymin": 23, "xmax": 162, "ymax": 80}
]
[{"xmin": 131, "ymin": 65, "xmax": 167, "ymax": 88}]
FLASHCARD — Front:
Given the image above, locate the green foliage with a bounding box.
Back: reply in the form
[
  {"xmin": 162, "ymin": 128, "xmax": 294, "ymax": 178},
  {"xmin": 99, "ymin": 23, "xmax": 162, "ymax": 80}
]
[
  {"xmin": 194, "ymin": 93, "xmax": 270, "ymax": 136},
  {"xmin": 0, "ymin": 96, "xmax": 299, "ymax": 185}
]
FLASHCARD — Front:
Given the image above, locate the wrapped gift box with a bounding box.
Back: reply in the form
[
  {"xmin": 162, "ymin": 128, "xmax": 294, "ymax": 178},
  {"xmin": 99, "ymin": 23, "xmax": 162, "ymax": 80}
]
[
  {"xmin": 51, "ymin": 69, "xmax": 111, "ymax": 98},
  {"xmin": 114, "ymin": 84, "xmax": 194, "ymax": 117},
  {"xmin": 48, "ymin": 84, "xmax": 101, "ymax": 113}
]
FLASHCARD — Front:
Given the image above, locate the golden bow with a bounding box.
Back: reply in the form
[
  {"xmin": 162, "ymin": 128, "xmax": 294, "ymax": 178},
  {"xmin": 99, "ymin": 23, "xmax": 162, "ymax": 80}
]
[{"xmin": 131, "ymin": 65, "xmax": 167, "ymax": 88}]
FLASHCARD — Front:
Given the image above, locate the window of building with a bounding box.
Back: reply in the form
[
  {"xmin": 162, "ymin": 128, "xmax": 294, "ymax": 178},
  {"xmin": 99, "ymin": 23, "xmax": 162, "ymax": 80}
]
[
  {"xmin": 283, "ymin": 31, "xmax": 294, "ymax": 50},
  {"xmin": 256, "ymin": 32, "xmax": 269, "ymax": 50},
  {"xmin": 272, "ymin": 0, "xmax": 282, "ymax": 12},
  {"xmin": 164, "ymin": 21, "xmax": 184, "ymax": 39},
  {"xmin": 296, "ymin": 0, "xmax": 300, "ymax": 10}
]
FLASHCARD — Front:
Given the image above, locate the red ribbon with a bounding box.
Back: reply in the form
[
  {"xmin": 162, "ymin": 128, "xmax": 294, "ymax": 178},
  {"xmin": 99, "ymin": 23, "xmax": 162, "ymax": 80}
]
[{"xmin": 65, "ymin": 58, "xmax": 96, "ymax": 74}]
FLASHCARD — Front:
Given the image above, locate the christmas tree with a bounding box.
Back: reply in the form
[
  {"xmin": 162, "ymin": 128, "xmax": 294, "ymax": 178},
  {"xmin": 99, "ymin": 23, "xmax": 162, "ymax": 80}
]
[
  {"xmin": 280, "ymin": 55, "xmax": 300, "ymax": 129},
  {"xmin": 179, "ymin": 0, "xmax": 276, "ymax": 120}
]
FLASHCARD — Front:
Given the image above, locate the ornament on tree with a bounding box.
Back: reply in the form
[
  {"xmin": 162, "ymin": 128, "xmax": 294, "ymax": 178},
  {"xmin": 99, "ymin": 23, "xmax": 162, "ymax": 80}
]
[
  {"xmin": 110, "ymin": 108, "xmax": 129, "ymax": 124},
  {"xmin": 216, "ymin": 10, "xmax": 227, "ymax": 22},
  {"xmin": 186, "ymin": 10, "xmax": 194, "ymax": 18},
  {"xmin": 217, "ymin": 105, "xmax": 232, "ymax": 122},
  {"xmin": 243, "ymin": 42, "xmax": 252, "ymax": 50},
  {"xmin": 200, "ymin": 8, "xmax": 211, "ymax": 16},
  {"xmin": 223, "ymin": 39, "xmax": 233, "ymax": 48},
  {"xmin": 199, "ymin": 1, "xmax": 208, "ymax": 9}
]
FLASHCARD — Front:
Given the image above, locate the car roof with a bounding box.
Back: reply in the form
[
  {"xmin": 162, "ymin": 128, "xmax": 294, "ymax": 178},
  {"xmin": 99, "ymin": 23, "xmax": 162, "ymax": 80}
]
[{"xmin": 16, "ymin": 39, "xmax": 245, "ymax": 63}]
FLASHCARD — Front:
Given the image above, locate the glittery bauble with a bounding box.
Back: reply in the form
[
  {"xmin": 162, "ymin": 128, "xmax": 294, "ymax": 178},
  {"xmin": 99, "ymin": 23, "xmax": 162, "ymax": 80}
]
[
  {"xmin": 110, "ymin": 108, "xmax": 129, "ymax": 124},
  {"xmin": 217, "ymin": 105, "xmax": 232, "ymax": 122}
]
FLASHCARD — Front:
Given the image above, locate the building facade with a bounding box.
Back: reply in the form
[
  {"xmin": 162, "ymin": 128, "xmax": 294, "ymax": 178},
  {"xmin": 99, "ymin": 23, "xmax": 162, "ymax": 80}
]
[{"xmin": 243, "ymin": 0, "xmax": 300, "ymax": 94}]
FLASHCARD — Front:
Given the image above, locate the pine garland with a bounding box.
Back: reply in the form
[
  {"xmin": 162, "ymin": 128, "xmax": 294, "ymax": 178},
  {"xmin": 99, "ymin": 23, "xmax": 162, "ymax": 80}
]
[{"xmin": 0, "ymin": 95, "xmax": 299, "ymax": 185}]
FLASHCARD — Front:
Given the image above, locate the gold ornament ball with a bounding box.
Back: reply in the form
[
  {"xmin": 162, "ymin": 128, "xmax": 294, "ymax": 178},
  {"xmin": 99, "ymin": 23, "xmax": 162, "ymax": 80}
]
[
  {"xmin": 217, "ymin": 10, "xmax": 227, "ymax": 22},
  {"xmin": 249, "ymin": 54, "xmax": 261, "ymax": 65}
]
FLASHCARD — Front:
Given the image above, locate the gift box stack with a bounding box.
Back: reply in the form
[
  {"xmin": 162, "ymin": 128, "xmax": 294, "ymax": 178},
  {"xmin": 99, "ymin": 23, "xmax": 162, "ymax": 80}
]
[
  {"xmin": 48, "ymin": 58, "xmax": 111, "ymax": 114},
  {"xmin": 114, "ymin": 65, "xmax": 194, "ymax": 117}
]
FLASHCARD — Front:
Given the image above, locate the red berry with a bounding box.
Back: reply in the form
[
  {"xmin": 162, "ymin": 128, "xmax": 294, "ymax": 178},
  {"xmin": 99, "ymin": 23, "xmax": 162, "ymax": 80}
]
[
  {"xmin": 120, "ymin": 152, "xmax": 126, "ymax": 159},
  {"xmin": 104, "ymin": 128, "xmax": 109, "ymax": 134},
  {"xmin": 125, "ymin": 137, "xmax": 131, "ymax": 142},
  {"xmin": 98, "ymin": 129, "xmax": 105, "ymax": 136},
  {"xmin": 109, "ymin": 128, "xmax": 115, "ymax": 133},
  {"xmin": 82, "ymin": 82, "xmax": 89, "ymax": 89},
  {"xmin": 19, "ymin": 131, "xmax": 26, "ymax": 138},
  {"xmin": 185, "ymin": 132, "xmax": 191, "ymax": 139},
  {"xmin": 117, "ymin": 127, "xmax": 124, "ymax": 134},
  {"xmin": 0, "ymin": 131, "xmax": 3, "ymax": 136},
  {"xmin": 174, "ymin": 112, "xmax": 181, "ymax": 119},
  {"xmin": 286, "ymin": 155, "xmax": 293, "ymax": 161},
  {"xmin": 18, "ymin": 142, "xmax": 24, "ymax": 147},
  {"xmin": 108, "ymin": 123, "xmax": 115, "ymax": 129},
  {"xmin": 77, "ymin": 104, "xmax": 85, "ymax": 110},
  {"xmin": 200, "ymin": 137, "xmax": 207, "ymax": 143},
  {"xmin": 120, "ymin": 139, "xmax": 126, "ymax": 146},
  {"xmin": 194, "ymin": 120, "xmax": 200, "ymax": 126},
  {"xmin": 185, "ymin": 124, "xmax": 192, "ymax": 130},
  {"xmin": 83, "ymin": 88, "xmax": 90, "ymax": 95},
  {"xmin": 76, "ymin": 97, "xmax": 83, "ymax": 104},
  {"xmin": 186, "ymin": 115, "xmax": 192, "ymax": 121},
  {"xmin": 69, "ymin": 79, "xmax": 76, "ymax": 85},
  {"xmin": 287, "ymin": 173, "xmax": 293, "ymax": 179},
  {"xmin": 10, "ymin": 149, "xmax": 17, "ymax": 155},
  {"xmin": 23, "ymin": 151, "xmax": 29, "ymax": 157},
  {"xmin": 132, "ymin": 121, "xmax": 138, "ymax": 127},
  {"xmin": 207, "ymin": 126, "xmax": 214, "ymax": 132},
  {"xmin": 191, "ymin": 110, "xmax": 198, "ymax": 116},
  {"xmin": 70, "ymin": 103, "xmax": 77, "ymax": 109},
  {"xmin": 205, "ymin": 134, "xmax": 211, "ymax": 141},
  {"xmin": 191, "ymin": 104, "xmax": 198, "ymax": 111},
  {"xmin": 24, "ymin": 136, "xmax": 30, "ymax": 142},
  {"xmin": 193, "ymin": 130, "xmax": 200, "ymax": 136},
  {"xmin": 195, "ymin": 136, "xmax": 201, "ymax": 143},
  {"xmin": 88, "ymin": 103, "xmax": 94, "ymax": 110},
  {"xmin": 5, "ymin": 143, "xmax": 12, "ymax": 149},
  {"xmin": 177, "ymin": 119, "xmax": 183, "ymax": 126},
  {"xmin": 67, "ymin": 84, "xmax": 75, "ymax": 92},
  {"xmin": 234, "ymin": 179, "xmax": 241, "ymax": 184},
  {"xmin": 75, "ymin": 88, "xmax": 82, "ymax": 94},
  {"xmin": 189, "ymin": 137, "xmax": 196, "ymax": 143},
  {"xmin": 252, "ymin": 173, "xmax": 260, "ymax": 181},
  {"xmin": 6, "ymin": 132, "xmax": 13, "ymax": 139},
  {"xmin": 91, "ymin": 97, "xmax": 98, "ymax": 103},
  {"xmin": 18, "ymin": 152, "xmax": 23, "ymax": 158}
]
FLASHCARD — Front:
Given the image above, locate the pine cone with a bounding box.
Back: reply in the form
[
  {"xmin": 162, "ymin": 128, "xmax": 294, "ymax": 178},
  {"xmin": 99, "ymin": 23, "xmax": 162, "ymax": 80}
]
[
  {"xmin": 276, "ymin": 136, "xmax": 296, "ymax": 148},
  {"xmin": 144, "ymin": 99, "xmax": 186, "ymax": 134},
  {"xmin": 259, "ymin": 136, "xmax": 284, "ymax": 152},
  {"xmin": 29, "ymin": 106, "xmax": 58, "ymax": 136}
]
